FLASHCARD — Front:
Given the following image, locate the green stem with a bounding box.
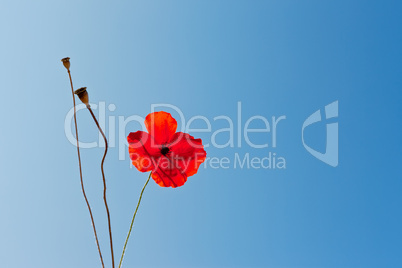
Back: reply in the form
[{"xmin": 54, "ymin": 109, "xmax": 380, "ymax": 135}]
[{"xmin": 118, "ymin": 172, "xmax": 152, "ymax": 268}]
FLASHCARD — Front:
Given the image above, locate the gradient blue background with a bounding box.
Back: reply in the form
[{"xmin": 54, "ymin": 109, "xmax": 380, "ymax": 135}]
[{"xmin": 1, "ymin": 1, "xmax": 401, "ymax": 267}]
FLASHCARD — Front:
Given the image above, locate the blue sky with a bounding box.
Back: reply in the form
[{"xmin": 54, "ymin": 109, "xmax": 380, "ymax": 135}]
[{"xmin": 0, "ymin": 1, "xmax": 401, "ymax": 267}]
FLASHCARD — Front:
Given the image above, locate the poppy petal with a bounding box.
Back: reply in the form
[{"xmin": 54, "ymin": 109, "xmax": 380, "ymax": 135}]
[
  {"xmin": 151, "ymin": 157, "xmax": 187, "ymax": 188},
  {"xmin": 150, "ymin": 132, "xmax": 207, "ymax": 184},
  {"xmin": 169, "ymin": 132, "xmax": 206, "ymax": 176},
  {"xmin": 127, "ymin": 131, "xmax": 161, "ymax": 172},
  {"xmin": 145, "ymin": 111, "xmax": 177, "ymax": 145}
]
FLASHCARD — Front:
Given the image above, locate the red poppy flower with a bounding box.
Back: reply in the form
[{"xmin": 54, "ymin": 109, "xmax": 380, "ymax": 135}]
[{"xmin": 127, "ymin": 111, "xmax": 207, "ymax": 188}]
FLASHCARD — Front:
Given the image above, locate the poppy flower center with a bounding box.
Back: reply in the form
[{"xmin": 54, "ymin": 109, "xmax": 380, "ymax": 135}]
[{"xmin": 160, "ymin": 146, "xmax": 170, "ymax": 155}]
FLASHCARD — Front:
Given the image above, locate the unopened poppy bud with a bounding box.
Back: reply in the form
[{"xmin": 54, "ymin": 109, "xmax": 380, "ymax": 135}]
[
  {"xmin": 75, "ymin": 87, "xmax": 89, "ymax": 106},
  {"xmin": 61, "ymin": 57, "xmax": 70, "ymax": 70}
]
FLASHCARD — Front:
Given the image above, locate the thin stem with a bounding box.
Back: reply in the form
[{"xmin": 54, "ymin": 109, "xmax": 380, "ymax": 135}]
[
  {"xmin": 118, "ymin": 172, "xmax": 152, "ymax": 268},
  {"xmin": 67, "ymin": 70, "xmax": 105, "ymax": 268},
  {"xmin": 87, "ymin": 106, "xmax": 115, "ymax": 268}
]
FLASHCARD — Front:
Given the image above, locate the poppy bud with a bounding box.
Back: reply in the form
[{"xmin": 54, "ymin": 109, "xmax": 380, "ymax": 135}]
[
  {"xmin": 61, "ymin": 57, "xmax": 71, "ymax": 70},
  {"xmin": 75, "ymin": 87, "xmax": 89, "ymax": 106}
]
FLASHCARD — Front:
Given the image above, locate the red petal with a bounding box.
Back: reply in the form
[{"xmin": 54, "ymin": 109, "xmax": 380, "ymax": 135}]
[
  {"xmin": 151, "ymin": 157, "xmax": 187, "ymax": 188},
  {"xmin": 145, "ymin": 112, "xmax": 177, "ymax": 145},
  {"xmin": 127, "ymin": 131, "xmax": 162, "ymax": 172},
  {"xmin": 149, "ymin": 132, "xmax": 206, "ymax": 187},
  {"xmin": 169, "ymin": 132, "xmax": 207, "ymax": 177}
]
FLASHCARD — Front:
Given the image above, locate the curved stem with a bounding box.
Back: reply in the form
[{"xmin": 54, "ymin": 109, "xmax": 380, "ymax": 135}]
[
  {"xmin": 67, "ymin": 70, "xmax": 105, "ymax": 268},
  {"xmin": 118, "ymin": 172, "xmax": 152, "ymax": 268},
  {"xmin": 87, "ymin": 106, "xmax": 115, "ymax": 268}
]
